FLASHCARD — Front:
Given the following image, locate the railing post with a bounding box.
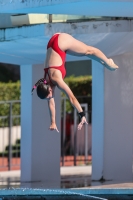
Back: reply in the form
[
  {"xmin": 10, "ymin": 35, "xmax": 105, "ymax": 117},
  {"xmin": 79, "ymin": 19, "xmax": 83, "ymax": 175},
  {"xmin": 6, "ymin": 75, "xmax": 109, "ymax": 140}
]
[
  {"xmin": 80, "ymin": 103, "xmax": 89, "ymax": 164},
  {"xmin": 84, "ymin": 105, "xmax": 88, "ymax": 164},
  {"xmin": 62, "ymin": 98, "xmax": 66, "ymax": 166},
  {"xmin": 74, "ymin": 109, "xmax": 77, "ymax": 166},
  {"xmin": 8, "ymin": 102, "xmax": 12, "ymax": 171}
]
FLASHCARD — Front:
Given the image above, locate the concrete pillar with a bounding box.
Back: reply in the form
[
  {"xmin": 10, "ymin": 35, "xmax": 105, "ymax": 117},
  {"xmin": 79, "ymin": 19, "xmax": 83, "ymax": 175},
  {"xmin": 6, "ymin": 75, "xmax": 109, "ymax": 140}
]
[
  {"xmin": 104, "ymin": 54, "xmax": 133, "ymax": 182},
  {"xmin": 92, "ymin": 61, "xmax": 104, "ymax": 180},
  {"xmin": 92, "ymin": 55, "xmax": 133, "ymax": 183},
  {"xmin": 20, "ymin": 64, "xmax": 61, "ymax": 188}
]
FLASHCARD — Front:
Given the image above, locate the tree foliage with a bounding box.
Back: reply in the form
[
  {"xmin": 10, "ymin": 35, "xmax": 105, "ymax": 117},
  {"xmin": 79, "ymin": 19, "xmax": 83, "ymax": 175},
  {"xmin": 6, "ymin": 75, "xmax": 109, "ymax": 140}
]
[{"xmin": 0, "ymin": 76, "xmax": 92, "ymax": 125}]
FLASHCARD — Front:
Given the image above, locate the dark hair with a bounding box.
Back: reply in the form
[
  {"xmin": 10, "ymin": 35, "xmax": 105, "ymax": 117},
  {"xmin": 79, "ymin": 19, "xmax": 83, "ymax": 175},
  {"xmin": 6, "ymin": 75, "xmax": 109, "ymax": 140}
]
[
  {"xmin": 31, "ymin": 78, "xmax": 50, "ymax": 99},
  {"xmin": 37, "ymin": 83, "xmax": 50, "ymax": 99}
]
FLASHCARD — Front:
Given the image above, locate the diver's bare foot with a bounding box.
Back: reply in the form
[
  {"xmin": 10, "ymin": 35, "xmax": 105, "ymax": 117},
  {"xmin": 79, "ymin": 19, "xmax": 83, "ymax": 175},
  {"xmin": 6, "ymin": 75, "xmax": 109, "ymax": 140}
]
[{"xmin": 101, "ymin": 59, "xmax": 119, "ymax": 71}]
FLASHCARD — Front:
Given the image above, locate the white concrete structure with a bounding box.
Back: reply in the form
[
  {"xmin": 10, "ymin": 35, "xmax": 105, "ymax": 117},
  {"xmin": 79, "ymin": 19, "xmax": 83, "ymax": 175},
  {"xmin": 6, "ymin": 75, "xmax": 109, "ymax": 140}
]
[
  {"xmin": 1, "ymin": 0, "xmax": 133, "ymax": 186},
  {"xmin": 20, "ymin": 64, "xmax": 61, "ymax": 188},
  {"xmin": 1, "ymin": 0, "xmax": 133, "ymax": 17},
  {"xmin": 0, "ymin": 126, "xmax": 21, "ymax": 152}
]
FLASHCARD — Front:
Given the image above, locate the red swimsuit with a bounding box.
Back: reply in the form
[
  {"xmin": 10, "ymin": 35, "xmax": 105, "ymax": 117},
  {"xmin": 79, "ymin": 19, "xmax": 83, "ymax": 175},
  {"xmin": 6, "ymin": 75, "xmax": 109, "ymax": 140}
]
[{"xmin": 44, "ymin": 34, "xmax": 66, "ymax": 80}]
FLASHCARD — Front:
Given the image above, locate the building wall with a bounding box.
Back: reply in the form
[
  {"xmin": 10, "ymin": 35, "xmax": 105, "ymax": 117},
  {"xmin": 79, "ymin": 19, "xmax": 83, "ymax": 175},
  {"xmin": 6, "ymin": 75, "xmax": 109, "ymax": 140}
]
[{"xmin": 66, "ymin": 60, "xmax": 91, "ymax": 77}]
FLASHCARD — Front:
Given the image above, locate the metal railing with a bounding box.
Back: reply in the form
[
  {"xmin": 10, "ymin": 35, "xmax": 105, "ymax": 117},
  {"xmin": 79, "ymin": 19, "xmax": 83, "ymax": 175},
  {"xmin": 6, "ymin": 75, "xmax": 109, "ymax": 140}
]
[
  {"xmin": 0, "ymin": 100, "xmax": 21, "ymax": 171},
  {"xmin": 61, "ymin": 96, "xmax": 92, "ymax": 166},
  {"xmin": 0, "ymin": 97, "xmax": 92, "ymax": 171}
]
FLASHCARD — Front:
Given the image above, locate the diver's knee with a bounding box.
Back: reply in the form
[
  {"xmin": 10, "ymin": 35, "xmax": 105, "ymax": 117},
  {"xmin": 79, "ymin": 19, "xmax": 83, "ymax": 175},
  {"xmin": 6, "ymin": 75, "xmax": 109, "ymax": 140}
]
[{"xmin": 85, "ymin": 47, "xmax": 97, "ymax": 56}]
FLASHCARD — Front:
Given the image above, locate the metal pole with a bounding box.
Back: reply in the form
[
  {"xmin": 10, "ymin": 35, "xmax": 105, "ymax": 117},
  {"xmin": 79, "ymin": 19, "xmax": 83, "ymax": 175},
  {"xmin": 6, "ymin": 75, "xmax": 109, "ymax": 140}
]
[
  {"xmin": 84, "ymin": 105, "xmax": 88, "ymax": 164},
  {"xmin": 80, "ymin": 104, "xmax": 88, "ymax": 164},
  {"xmin": 8, "ymin": 102, "xmax": 12, "ymax": 171},
  {"xmin": 62, "ymin": 98, "xmax": 66, "ymax": 166},
  {"xmin": 74, "ymin": 109, "xmax": 77, "ymax": 166}
]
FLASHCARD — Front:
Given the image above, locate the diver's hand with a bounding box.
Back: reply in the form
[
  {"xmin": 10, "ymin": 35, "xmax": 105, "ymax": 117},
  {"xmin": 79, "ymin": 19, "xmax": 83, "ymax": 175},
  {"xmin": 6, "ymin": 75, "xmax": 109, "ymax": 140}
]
[
  {"xmin": 77, "ymin": 116, "xmax": 88, "ymax": 131},
  {"xmin": 49, "ymin": 123, "xmax": 59, "ymax": 132}
]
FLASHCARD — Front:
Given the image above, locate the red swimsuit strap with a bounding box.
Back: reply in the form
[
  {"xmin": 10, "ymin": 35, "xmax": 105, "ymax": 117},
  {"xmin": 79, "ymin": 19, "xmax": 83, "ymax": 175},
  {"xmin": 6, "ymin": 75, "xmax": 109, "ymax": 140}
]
[
  {"xmin": 44, "ymin": 68, "xmax": 54, "ymax": 85},
  {"xmin": 44, "ymin": 68, "xmax": 48, "ymax": 79},
  {"xmin": 44, "ymin": 65, "xmax": 66, "ymax": 80}
]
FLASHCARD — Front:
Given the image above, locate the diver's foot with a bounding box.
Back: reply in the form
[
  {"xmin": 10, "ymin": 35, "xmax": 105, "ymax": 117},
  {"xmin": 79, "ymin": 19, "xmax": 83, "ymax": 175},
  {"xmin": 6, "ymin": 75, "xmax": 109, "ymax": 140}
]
[{"xmin": 101, "ymin": 59, "xmax": 119, "ymax": 71}]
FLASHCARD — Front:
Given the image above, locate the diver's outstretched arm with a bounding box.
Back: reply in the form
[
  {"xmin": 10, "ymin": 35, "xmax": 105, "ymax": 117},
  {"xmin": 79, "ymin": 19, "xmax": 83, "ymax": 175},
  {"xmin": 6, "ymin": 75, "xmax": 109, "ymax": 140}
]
[
  {"xmin": 48, "ymin": 98, "xmax": 59, "ymax": 132},
  {"xmin": 56, "ymin": 77, "xmax": 88, "ymax": 130}
]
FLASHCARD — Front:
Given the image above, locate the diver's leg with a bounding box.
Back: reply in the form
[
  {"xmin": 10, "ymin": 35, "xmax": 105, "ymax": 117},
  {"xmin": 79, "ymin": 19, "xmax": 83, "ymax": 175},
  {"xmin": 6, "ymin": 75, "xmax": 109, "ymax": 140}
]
[{"xmin": 58, "ymin": 33, "xmax": 119, "ymax": 71}]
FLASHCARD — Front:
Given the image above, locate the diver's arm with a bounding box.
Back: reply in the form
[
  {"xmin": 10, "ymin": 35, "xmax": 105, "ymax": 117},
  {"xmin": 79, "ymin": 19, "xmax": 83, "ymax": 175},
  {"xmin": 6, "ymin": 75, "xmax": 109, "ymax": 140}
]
[
  {"xmin": 49, "ymin": 70, "xmax": 88, "ymax": 130},
  {"xmin": 56, "ymin": 79, "xmax": 88, "ymax": 130},
  {"xmin": 47, "ymin": 98, "xmax": 59, "ymax": 132}
]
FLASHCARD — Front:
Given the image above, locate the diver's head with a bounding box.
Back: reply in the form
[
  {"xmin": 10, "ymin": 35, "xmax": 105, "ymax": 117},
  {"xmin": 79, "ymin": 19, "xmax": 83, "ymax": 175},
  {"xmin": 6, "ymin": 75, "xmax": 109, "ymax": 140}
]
[{"xmin": 32, "ymin": 78, "xmax": 52, "ymax": 99}]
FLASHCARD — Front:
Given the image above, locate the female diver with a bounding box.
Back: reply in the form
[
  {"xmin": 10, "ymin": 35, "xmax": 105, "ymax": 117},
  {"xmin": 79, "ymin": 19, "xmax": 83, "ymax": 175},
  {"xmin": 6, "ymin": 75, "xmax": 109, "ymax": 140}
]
[{"xmin": 32, "ymin": 33, "xmax": 119, "ymax": 132}]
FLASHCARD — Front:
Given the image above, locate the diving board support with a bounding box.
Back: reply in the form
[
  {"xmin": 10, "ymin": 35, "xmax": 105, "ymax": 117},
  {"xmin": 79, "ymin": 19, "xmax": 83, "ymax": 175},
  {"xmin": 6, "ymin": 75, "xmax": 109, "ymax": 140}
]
[
  {"xmin": 20, "ymin": 64, "xmax": 61, "ymax": 188},
  {"xmin": 92, "ymin": 55, "xmax": 133, "ymax": 183}
]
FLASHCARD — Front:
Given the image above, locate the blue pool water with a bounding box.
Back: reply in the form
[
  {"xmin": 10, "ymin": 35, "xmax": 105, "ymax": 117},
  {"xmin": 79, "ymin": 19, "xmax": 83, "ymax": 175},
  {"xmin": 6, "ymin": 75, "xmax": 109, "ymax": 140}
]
[{"xmin": 0, "ymin": 188, "xmax": 133, "ymax": 200}]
